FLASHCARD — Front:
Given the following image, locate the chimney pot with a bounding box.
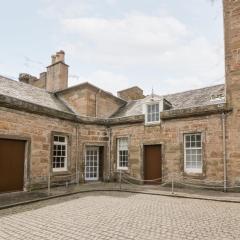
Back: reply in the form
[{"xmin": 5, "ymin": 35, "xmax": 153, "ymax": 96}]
[
  {"xmin": 55, "ymin": 50, "xmax": 65, "ymax": 63},
  {"xmin": 51, "ymin": 55, "xmax": 56, "ymax": 64},
  {"xmin": 46, "ymin": 50, "xmax": 68, "ymax": 92}
]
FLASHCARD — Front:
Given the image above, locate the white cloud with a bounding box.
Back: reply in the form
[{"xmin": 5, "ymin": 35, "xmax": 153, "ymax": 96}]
[
  {"xmin": 61, "ymin": 13, "xmax": 223, "ymax": 68},
  {"xmin": 61, "ymin": 12, "xmax": 224, "ymax": 94},
  {"xmin": 62, "ymin": 13, "xmax": 189, "ymax": 65},
  {"xmin": 38, "ymin": 0, "xmax": 93, "ymax": 19}
]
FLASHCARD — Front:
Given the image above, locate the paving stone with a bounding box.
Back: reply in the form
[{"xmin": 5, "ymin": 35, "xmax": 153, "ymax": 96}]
[{"xmin": 0, "ymin": 192, "xmax": 240, "ymax": 239}]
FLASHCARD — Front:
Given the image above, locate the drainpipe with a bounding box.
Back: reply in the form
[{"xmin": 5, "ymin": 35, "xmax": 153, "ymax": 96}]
[
  {"xmin": 107, "ymin": 127, "xmax": 112, "ymax": 181},
  {"xmin": 76, "ymin": 124, "xmax": 79, "ymax": 184},
  {"xmin": 222, "ymin": 112, "xmax": 227, "ymax": 192}
]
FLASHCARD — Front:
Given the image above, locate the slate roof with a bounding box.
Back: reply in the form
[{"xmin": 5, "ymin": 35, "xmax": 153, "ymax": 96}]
[
  {"xmin": 164, "ymin": 84, "xmax": 225, "ymax": 109},
  {"xmin": 112, "ymin": 84, "xmax": 225, "ymax": 118},
  {"xmin": 0, "ymin": 75, "xmax": 225, "ymax": 119},
  {"xmin": 0, "ymin": 75, "xmax": 73, "ymax": 113}
]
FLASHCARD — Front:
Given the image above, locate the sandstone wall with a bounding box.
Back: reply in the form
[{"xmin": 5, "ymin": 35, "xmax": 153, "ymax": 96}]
[
  {"xmin": 224, "ymin": 0, "xmax": 240, "ymax": 184},
  {"xmin": 110, "ymin": 114, "xmax": 224, "ymax": 184},
  {"xmin": 0, "ymin": 106, "xmax": 109, "ymax": 189},
  {"xmin": 58, "ymin": 84, "xmax": 125, "ymax": 118}
]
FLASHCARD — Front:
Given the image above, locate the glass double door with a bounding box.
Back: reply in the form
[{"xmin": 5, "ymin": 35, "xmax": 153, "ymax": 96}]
[{"xmin": 85, "ymin": 147, "xmax": 99, "ymax": 181}]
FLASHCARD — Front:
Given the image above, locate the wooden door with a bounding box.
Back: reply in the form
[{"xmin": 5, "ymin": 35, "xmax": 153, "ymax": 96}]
[
  {"xmin": 0, "ymin": 139, "xmax": 25, "ymax": 193},
  {"xmin": 144, "ymin": 145, "xmax": 162, "ymax": 183}
]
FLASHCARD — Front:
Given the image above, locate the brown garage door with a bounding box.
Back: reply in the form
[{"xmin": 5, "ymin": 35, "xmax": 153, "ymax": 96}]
[
  {"xmin": 144, "ymin": 145, "xmax": 162, "ymax": 183},
  {"xmin": 0, "ymin": 139, "xmax": 25, "ymax": 193}
]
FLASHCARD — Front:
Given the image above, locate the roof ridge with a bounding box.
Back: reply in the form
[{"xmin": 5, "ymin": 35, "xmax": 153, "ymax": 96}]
[
  {"xmin": 164, "ymin": 83, "xmax": 225, "ymax": 98},
  {"xmin": 56, "ymin": 81, "xmax": 126, "ymax": 103},
  {"xmin": 0, "ymin": 75, "xmax": 54, "ymax": 94},
  {"xmin": 0, "ymin": 74, "xmax": 73, "ymax": 113}
]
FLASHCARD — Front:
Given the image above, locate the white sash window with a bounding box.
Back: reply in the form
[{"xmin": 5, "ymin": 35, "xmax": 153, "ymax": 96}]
[
  {"xmin": 184, "ymin": 133, "xmax": 202, "ymax": 173},
  {"xmin": 117, "ymin": 138, "xmax": 128, "ymax": 170},
  {"xmin": 52, "ymin": 135, "xmax": 68, "ymax": 172}
]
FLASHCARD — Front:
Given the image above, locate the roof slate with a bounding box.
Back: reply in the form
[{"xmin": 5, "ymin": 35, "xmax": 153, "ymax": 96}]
[
  {"xmin": 112, "ymin": 84, "xmax": 225, "ymax": 118},
  {"xmin": 0, "ymin": 76, "xmax": 73, "ymax": 114},
  {"xmin": 0, "ymin": 75, "xmax": 225, "ymax": 119}
]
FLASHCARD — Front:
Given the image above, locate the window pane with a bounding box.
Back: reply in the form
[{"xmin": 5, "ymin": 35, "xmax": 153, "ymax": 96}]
[
  {"xmin": 152, "ymin": 113, "xmax": 156, "ymax": 122},
  {"xmin": 52, "ymin": 136, "xmax": 67, "ymax": 170},
  {"xmin": 184, "ymin": 133, "xmax": 202, "ymax": 172},
  {"xmin": 197, "ymin": 149, "xmax": 202, "ymax": 155},
  {"xmin": 146, "ymin": 103, "xmax": 160, "ymax": 123},
  {"xmin": 196, "ymin": 134, "xmax": 201, "ymax": 142},
  {"xmin": 59, "ymin": 136, "xmax": 65, "ymax": 142},
  {"xmin": 196, "ymin": 141, "xmax": 201, "ymax": 148},
  {"xmin": 191, "ymin": 141, "xmax": 196, "ymax": 147},
  {"xmin": 152, "ymin": 104, "xmax": 156, "ymax": 112},
  {"xmin": 191, "ymin": 135, "xmax": 196, "ymax": 142},
  {"xmin": 118, "ymin": 138, "xmax": 128, "ymax": 168},
  {"xmin": 147, "ymin": 105, "xmax": 151, "ymax": 113}
]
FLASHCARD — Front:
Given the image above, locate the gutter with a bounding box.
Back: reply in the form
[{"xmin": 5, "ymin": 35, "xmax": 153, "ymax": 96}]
[
  {"xmin": 0, "ymin": 94, "xmax": 144, "ymax": 126},
  {"xmin": 0, "ymin": 94, "xmax": 105, "ymax": 125},
  {"xmin": 160, "ymin": 103, "xmax": 232, "ymax": 120},
  {"xmin": 107, "ymin": 127, "xmax": 112, "ymax": 180},
  {"xmin": 0, "ymin": 94, "xmax": 232, "ymax": 126}
]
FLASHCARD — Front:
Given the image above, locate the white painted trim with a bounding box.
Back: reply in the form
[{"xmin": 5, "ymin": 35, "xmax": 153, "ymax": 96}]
[
  {"xmin": 144, "ymin": 100, "xmax": 162, "ymax": 125},
  {"xmin": 117, "ymin": 137, "xmax": 129, "ymax": 170},
  {"xmin": 85, "ymin": 146, "xmax": 99, "ymax": 181},
  {"xmin": 52, "ymin": 135, "xmax": 68, "ymax": 172},
  {"xmin": 184, "ymin": 133, "xmax": 203, "ymax": 174}
]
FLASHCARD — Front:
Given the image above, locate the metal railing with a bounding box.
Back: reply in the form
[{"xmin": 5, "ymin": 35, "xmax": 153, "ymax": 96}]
[
  {"xmin": 31, "ymin": 170, "xmax": 240, "ymax": 196},
  {"xmin": 115, "ymin": 170, "xmax": 240, "ymax": 194}
]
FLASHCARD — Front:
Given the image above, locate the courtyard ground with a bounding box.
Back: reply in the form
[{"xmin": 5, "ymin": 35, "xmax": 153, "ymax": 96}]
[
  {"xmin": 0, "ymin": 191, "xmax": 240, "ymax": 240},
  {"xmin": 1, "ymin": 182, "xmax": 240, "ymax": 210}
]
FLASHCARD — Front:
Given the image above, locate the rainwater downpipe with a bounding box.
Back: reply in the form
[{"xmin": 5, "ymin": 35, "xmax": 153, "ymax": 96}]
[
  {"xmin": 222, "ymin": 112, "xmax": 227, "ymax": 192},
  {"xmin": 76, "ymin": 124, "xmax": 80, "ymax": 184},
  {"xmin": 108, "ymin": 127, "xmax": 112, "ymax": 181}
]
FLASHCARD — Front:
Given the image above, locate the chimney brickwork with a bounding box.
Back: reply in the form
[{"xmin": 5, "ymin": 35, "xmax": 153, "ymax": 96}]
[
  {"xmin": 46, "ymin": 50, "xmax": 68, "ymax": 92},
  {"xmin": 19, "ymin": 73, "xmax": 46, "ymax": 89},
  {"xmin": 117, "ymin": 86, "xmax": 145, "ymax": 101},
  {"xmin": 19, "ymin": 50, "xmax": 68, "ymax": 92}
]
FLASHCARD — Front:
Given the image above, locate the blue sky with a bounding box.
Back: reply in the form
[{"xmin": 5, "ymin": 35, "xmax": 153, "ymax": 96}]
[{"xmin": 0, "ymin": 0, "xmax": 224, "ymax": 95}]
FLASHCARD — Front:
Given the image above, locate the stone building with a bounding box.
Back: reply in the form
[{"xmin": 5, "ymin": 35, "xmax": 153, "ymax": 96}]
[{"xmin": 0, "ymin": 0, "xmax": 239, "ymax": 193}]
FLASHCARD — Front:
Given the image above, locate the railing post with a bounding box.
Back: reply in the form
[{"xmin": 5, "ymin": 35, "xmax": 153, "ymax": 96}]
[
  {"xmin": 120, "ymin": 170, "xmax": 122, "ymax": 190},
  {"xmin": 48, "ymin": 173, "xmax": 51, "ymax": 196},
  {"xmin": 171, "ymin": 174, "xmax": 174, "ymax": 195},
  {"xmin": 77, "ymin": 170, "xmax": 80, "ymax": 186}
]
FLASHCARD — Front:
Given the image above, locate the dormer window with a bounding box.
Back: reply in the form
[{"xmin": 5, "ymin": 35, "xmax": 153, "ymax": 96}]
[
  {"xmin": 146, "ymin": 102, "xmax": 160, "ymax": 124},
  {"xmin": 210, "ymin": 94, "xmax": 225, "ymax": 102}
]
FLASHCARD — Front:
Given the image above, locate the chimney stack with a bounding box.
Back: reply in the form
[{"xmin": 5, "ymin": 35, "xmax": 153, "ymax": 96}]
[
  {"xmin": 117, "ymin": 86, "xmax": 145, "ymax": 101},
  {"xmin": 46, "ymin": 50, "xmax": 68, "ymax": 92}
]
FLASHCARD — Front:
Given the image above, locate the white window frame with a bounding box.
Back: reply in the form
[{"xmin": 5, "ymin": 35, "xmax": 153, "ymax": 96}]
[
  {"xmin": 117, "ymin": 138, "xmax": 129, "ymax": 170},
  {"xmin": 85, "ymin": 146, "xmax": 99, "ymax": 181},
  {"xmin": 184, "ymin": 133, "xmax": 202, "ymax": 174},
  {"xmin": 145, "ymin": 102, "xmax": 160, "ymax": 124},
  {"xmin": 52, "ymin": 135, "xmax": 68, "ymax": 172}
]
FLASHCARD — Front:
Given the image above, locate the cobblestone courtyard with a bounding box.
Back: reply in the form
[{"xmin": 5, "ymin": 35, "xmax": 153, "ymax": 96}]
[{"xmin": 0, "ymin": 191, "xmax": 240, "ymax": 240}]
